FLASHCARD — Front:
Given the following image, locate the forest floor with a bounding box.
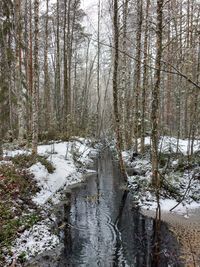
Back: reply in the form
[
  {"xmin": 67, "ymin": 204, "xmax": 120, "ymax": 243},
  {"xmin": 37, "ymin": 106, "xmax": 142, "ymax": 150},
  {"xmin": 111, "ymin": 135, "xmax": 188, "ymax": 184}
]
[
  {"xmin": 0, "ymin": 138, "xmax": 99, "ymax": 266},
  {"xmin": 122, "ymin": 136, "xmax": 200, "ymax": 266}
]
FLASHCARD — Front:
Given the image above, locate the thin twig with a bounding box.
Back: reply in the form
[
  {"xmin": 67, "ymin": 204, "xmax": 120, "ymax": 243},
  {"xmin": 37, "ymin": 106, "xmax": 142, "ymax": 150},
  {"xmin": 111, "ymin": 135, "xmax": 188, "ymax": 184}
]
[{"xmin": 170, "ymin": 173, "xmax": 195, "ymax": 212}]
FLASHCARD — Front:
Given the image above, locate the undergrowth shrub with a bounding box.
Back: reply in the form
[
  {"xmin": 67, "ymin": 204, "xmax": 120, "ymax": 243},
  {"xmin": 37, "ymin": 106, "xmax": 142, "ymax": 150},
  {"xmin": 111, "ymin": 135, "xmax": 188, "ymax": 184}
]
[{"xmin": 12, "ymin": 154, "xmax": 55, "ymax": 173}]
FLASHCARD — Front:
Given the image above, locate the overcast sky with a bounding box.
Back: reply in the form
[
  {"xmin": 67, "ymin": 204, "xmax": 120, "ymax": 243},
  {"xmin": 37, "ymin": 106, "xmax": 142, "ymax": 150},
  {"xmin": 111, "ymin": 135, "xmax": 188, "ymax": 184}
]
[
  {"xmin": 81, "ymin": 0, "xmax": 99, "ymax": 33},
  {"xmin": 81, "ymin": 0, "xmax": 98, "ymax": 10}
]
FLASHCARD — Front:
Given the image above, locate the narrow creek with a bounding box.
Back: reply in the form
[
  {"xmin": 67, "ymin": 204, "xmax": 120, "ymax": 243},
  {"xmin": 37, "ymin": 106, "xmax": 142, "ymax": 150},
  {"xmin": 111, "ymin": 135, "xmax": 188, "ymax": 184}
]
[{"xmin": 28, "ymin": 149, "xmax": 183, "ymax": 267}]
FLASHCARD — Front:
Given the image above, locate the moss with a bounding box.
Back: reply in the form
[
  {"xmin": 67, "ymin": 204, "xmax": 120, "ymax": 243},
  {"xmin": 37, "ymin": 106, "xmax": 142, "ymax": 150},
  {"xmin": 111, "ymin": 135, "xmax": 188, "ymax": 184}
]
[
  {"xmin": 18, "ymin": 251, "xmax": 27, "ymax": 263},
  {"xmin": 37, "ymin": 156, "xmax": 55, "ymax": 173},
  {"xmin": 0, "ymin": 218, "xmax": 21, "ymax": 246},
  {"xmin": 0, "ymin": 163, "xmax": 40, "ymax": 264},
  {"xmin": 12, "ymin": 154, "xmax": 55, "ymax": 174},
  {"xmin": 0, "ymin": 214, "xmax": 40, "ymax": 262},
  {"xmin": 12, "ymin": 154, "xmax": 36, "ymax": 168}
]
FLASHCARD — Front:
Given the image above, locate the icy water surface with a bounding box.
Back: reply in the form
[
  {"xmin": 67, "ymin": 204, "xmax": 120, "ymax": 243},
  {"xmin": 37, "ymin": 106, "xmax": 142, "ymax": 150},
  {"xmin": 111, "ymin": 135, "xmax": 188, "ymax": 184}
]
[{"xmin": 27, "ymin": 150, "xmax": 183, "ymax": 267}]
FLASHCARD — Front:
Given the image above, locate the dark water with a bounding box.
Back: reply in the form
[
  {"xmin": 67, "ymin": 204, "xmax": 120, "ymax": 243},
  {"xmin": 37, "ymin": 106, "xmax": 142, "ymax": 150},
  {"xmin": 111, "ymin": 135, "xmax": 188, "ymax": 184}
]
[
  {"xmin": 55, "ymin": 150, "xmax": 182, "ymax": 267},
  {"xmin": 27, "ymin": 150, "xmax": 183, "ymax": 267}
]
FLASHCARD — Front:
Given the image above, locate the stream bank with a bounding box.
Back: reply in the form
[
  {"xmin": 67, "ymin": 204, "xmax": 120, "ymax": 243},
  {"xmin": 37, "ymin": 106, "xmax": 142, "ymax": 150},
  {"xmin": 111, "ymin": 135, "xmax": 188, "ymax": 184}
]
[
  {"xmin": 1, "ymin": 139, "xmax": 98, "ymax": 266},
  {"xmin": 25, "ymin": 149, "xmax": 183, "ymax": 267}
]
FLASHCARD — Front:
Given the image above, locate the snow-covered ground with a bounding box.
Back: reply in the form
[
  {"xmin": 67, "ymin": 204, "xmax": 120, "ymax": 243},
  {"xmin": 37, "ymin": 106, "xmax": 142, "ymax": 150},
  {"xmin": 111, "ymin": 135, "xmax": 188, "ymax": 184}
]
[
  {"xmin": 3, "ymin": 138, "xmax": 98, "ymax": 265},
  {"xmin": 10, "ymin": 218, "xmax": 60, "ymax": 263},
  {"xmin": 123, "ymin": 136, "xmax": 200, "ymax": 217},
  {"xmin": 137, "ymin": 136, "xmax": 200, "ymax": 155},
  {"xmin": 32, "ymin": 140, "xmax": 97, "ymax": 205}
]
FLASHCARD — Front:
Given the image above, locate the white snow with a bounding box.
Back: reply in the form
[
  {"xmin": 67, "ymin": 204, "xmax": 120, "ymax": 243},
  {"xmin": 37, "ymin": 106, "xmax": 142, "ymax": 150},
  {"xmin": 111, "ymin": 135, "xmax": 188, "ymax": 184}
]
[
  {"xmin": 30, "ymin": 154, "xmax": 80, "ymax": 205},
  {"xmin": 136, "ymin": 136, "xmax": 200, "ymax": 155},
  {"xmin": 141, "ymin": 197, "xmax": 200, "ymax": 215},
  {"xmin": 3, "ymin": 149, "xmax": 31, "ymax": 158},
  {"xmin": 10, "ymin": 219, "xmax": 59, "ymax": 263},
  {"xmin": 31, "ymin": 140, "xmax": 97, "ymax": 204}
]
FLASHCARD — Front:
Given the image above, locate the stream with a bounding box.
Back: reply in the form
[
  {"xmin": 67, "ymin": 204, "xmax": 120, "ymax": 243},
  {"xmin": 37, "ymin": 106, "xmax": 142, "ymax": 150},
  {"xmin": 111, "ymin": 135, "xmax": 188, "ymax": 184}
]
[{"xmin": 27, "ymin": 149, "xmax": 183, "ymax": 267}]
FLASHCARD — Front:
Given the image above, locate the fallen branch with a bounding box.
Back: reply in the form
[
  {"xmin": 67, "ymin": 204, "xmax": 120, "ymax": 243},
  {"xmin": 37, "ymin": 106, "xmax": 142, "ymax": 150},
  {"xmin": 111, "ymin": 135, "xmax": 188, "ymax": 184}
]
[{"xmin": 170, "ymin": 173, "xmax": 195, "ymax": 212}]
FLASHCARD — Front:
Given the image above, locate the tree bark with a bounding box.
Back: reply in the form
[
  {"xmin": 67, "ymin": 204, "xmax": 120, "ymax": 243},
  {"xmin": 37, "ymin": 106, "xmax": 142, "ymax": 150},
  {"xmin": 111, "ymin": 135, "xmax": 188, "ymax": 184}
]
[
  {"xmin": 44, "ymin": 0, "xmax": 50, "ymax": 130},
  {"xmin": 15, "ymin": 0, "xmax": 27, "ymax": 143},
  {"xmin": 140, "ymin": 0, "xmax": 150, "ymax": 154},
  {"xmin": 151, "ymin": 0, "xmax": 163, "ymax": 186},
  {"xmin": 113, "ymin": 0, "xmax": 127, "ymax": 181},
  {"xmin": 32, "ymin": 0, "xmax": 39, "ymax": 155},
  {"xmin": 133, "ymin": 0, "xmax": 142, "ymax": 153}
]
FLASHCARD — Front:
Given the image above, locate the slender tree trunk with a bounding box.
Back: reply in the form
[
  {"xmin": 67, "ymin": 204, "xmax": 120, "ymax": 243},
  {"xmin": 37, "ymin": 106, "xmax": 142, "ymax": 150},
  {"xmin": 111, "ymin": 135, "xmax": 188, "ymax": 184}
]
[
  {"xmin": 151, "ymin": 0, "xmax": 163, "ymax": 186},
  {"xmin": 121, "ymin": 0, "xmax": 128, "ymax": 149},
  {"xmin": 151, "ymin": 3, "xmax": 163, "ymax": 264},
  {"xmin": 44, "ymin": 0, "xmax": 50, "ymax": 129},
  {"xmin": 166, "ymin": 3, "xmax": 172, "ymax": 132},
  {"xmin": 15, "ymin": 0, "xmax": 26, "ymax": 143},
  {"xmin": 190, "ymin": 38, "xmax": 200, "ymax": 155},
  {"xmin": 140, "ymin": 0, "xmax": 150, "ymax": 154},
  {"xmin": 55, "ymin": 0, "xmax": 61, "ymax": 128},
  {"xmin": 96, "ymin": 0, "xmax": 101, "ymax": 138},
  {"xmin": 113, "ymin": 0, "xmax": 127, "ymax": 181},
  {"xmin": 28, "ymin": 0, "xmax": 33, "ymax": 135},
  {"xmin": 67, "ymin": 0, "xmax": 72, "ymax": 118},
  {"xmin": 176, "ymin": 0, "xmax": 183, "ymax": 152},
  {"xmin": 32, "ymin": 0, "xmax": 39, "ymax": 155},
  {"xmin": 133, "ymin": 0, "xmax": 143, "ymax": 153},
  {"xmin": 63, "ymin": 0, "xmax": 69, "ymax": 130}
]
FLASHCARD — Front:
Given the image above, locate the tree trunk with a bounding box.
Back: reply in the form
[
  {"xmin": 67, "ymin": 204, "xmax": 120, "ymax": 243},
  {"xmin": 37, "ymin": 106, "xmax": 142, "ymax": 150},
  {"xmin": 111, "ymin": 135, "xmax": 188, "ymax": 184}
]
[
  {"xmin": 121, "ymin": 0, "xmax": 128, "ymax": 149},
  {"xmin": 44, "ymin": 0, "xmax": 50, "ymax": 130},
  {"xmin": 113, "ymin": 0, "xmax": 127, "ymax": 181},
  {"xmin": 55, "ymin": 0, "xmax": 61, "ymax": 129},
  {"xmin": 151, "ymin": 0, "xmax": 163, "ymax": 186},
  {"xmin": 96, "ymin": 0, "xmax": 101, "ymax": 138},
  {"xmin": 15, "ymin": 0, "xmax": 27, "ymax": 144},
  {"xmin": 151, "ymin": 3, "xmax": 164, "ymax": 263},
  {"xmin": 28, "ymin": 0, "xmax": 33, "ymax": 135},
  {"xmin": 140, "ymin": 0, "xmax": 150, "ymax": 154},
  {"xmin": 133, "ymin": 0, "xmax": 143, "ymax": 153},
  {"xmin": 32, "ymin": 0, "xmax": 39, "ymax": 155}
]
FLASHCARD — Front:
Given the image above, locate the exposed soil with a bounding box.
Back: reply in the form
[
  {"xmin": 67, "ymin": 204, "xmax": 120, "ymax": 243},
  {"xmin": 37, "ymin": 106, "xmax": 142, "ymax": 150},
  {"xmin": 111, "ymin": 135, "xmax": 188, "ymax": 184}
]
[{"xmin": 142, "ymin": 209, "xmax": 200, "ymax": 267}]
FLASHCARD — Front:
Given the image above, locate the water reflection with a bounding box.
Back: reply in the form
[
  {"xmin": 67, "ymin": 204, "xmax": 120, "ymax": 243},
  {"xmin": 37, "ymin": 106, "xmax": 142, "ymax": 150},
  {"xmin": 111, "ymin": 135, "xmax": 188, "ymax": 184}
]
[{"xmin": 58, "ymin": 150, "xmax": 182, "ymax": 267}]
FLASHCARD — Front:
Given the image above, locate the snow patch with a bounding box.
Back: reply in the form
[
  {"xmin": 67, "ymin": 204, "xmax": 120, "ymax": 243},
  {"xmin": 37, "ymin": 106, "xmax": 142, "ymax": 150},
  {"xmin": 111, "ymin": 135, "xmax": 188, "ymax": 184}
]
[
  {"xmin": 10, "ymin": 219, "xmax": 59, "ymax": 263},
  {"xmin": 136, "ymin": 136, "xmax": 200, "ymax": 155}
]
